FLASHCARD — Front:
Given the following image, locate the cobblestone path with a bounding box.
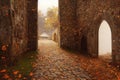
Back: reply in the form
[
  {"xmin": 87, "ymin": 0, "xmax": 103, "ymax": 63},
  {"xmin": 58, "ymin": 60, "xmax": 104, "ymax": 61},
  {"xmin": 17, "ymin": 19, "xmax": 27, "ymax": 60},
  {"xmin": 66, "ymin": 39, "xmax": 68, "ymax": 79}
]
[{"xmin": 33, "ymin": 40, "xmax": 91, "ymax": 80}]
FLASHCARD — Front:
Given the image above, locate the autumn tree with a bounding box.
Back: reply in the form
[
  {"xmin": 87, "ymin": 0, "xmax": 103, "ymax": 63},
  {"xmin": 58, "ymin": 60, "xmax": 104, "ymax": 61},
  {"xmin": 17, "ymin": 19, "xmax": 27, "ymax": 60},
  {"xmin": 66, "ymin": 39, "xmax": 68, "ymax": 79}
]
[
  {"xmin": 45, "ymin": 7, "xmax": 59, "ymax": 29},
  {"xmin": 38, "ymin": 10, "xmax": 46, "ymax": 35}
]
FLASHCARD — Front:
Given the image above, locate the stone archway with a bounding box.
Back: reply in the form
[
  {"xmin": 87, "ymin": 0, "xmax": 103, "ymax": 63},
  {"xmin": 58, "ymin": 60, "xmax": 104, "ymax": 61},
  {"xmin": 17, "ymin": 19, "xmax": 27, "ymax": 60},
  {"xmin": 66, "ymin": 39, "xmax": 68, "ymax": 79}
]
[
  {"xmin": 54, "ymin": 33, "xmax": 57, "ymax": 42},
  {"xmin": 94, "ymin": 16, "xmax": 117, "ymax": 62},
  {"xmin": 98, "ymin": 20, "xmax": 112, "ymax": 60},
  {"xmin": 86, "ymin": 14, "xmax": 118, "ymax": 61},
  {"xmin": 27, "ymin": 0, "xmax": 38, "ymax": 51}
]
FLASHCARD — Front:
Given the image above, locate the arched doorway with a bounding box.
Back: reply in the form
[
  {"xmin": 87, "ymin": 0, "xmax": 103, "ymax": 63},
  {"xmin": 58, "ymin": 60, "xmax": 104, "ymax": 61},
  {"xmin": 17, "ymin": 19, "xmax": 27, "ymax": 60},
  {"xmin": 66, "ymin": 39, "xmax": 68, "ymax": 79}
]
[
  {"xmin": 98, "ymin": 20, "xmax": 112, "ymax": 60},
  {"xmin": 54, "ymin": 33, "xmax": 57, "ymax": 42}
]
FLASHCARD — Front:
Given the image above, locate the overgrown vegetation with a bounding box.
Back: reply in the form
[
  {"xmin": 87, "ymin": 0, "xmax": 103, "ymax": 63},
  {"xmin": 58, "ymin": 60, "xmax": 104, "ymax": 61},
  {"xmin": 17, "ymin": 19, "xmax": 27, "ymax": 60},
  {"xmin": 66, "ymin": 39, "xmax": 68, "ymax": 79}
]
[{"xmin": 0, "ymin": 51, "xmax": 38, "ymax": 79}]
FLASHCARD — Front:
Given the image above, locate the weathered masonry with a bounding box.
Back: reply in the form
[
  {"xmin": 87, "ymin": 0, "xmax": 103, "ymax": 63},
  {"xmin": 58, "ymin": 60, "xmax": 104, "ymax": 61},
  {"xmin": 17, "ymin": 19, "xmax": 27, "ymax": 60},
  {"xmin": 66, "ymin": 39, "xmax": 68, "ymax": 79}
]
[
  {"xmin": 0, "ymin": 0, "xmax": 120, "ymax": 64},
  {"xmin": 60, "ymin": 0, "xmax": 120, "ymax": 64},
  {"xmin": 0, "ymin": 0, "xmax": 37, "ymax": 61}
]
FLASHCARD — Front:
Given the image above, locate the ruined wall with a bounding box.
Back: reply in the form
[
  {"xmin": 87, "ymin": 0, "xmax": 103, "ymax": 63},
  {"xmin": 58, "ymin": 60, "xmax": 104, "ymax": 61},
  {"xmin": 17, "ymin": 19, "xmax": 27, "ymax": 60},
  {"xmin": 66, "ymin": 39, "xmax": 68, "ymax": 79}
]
[
  {"xmin": 0, "ymin": 0, "xmax": 38, "ymax": 60},
  {"xmin": 10, "ymin": 0, "xmax": 38, "ymax": 55},
  {"xmin": 27, "ymin": 0, "xmax": 38, "ymax": 51},
  {"xmin": 0, "ymin": 0, "xmax": 120, "ymax": 64},
  {"xmin": 76, "ymin": 0, "xmax": 120, "ymax": 62},
  {"xmin": 60, "ymin": 0, "xmax": 120, "ymax": 63},
  {"xmin": 59, "ymin": 0, "xmax": 78, "ymax": 50},
  {"xmin": 0, "ymin": 0, "xmax": 11, "ymax": 52},
  {"xmin": 10, "ymin": 0, "xmax": 28, "ymax": 58}
]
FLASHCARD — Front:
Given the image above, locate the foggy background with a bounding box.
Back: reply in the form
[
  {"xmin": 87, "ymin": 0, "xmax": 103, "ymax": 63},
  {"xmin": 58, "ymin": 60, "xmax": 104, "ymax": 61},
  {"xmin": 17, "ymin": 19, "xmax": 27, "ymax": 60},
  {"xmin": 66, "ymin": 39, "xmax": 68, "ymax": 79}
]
[{"xmin": 38, "ymin": 0, "xmax": 58, "ymax": 15}]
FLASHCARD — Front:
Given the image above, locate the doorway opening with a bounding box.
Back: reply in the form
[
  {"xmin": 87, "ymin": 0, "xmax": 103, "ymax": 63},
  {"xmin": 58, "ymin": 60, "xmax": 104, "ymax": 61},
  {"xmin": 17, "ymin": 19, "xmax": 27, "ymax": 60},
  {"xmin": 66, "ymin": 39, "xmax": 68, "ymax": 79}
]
[
  {"xmin": 37, "ymin": 0, "xmax": 59, "ymax": 47},
  {"xmin": 98, "ymin": 20, "xmax": 112, "ymax": 61},
  {"xmin": 53, "ymin": 33, "xmax": 57, "ymax": 42},
  {"xmin": 81, "ymin": 35, "xmax": 88, "ymax": 54}
]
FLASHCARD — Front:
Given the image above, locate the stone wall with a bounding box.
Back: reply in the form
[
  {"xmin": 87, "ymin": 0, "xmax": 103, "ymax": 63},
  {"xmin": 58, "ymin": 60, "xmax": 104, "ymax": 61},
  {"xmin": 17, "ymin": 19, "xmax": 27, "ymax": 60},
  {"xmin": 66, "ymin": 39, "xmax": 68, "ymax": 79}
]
[
  {"xmin": 0, "ymin": 0, "xmax": 11, "ymax": 52},
  {"xmin": 60, "ymin": 0, "xmax": 120, "ymax": 63},
  {"xmin": 0, "ymin": 0, "xmax": 38, "ymax": 62},
  {"xmin": 10, "ymin": 0, "xmax": 28, "ymax": 58},
  {"xmin": 59, "ymin": 0, "xmax": 78, "ymax": 50},
  {"xmin": 10, "ymin": 0, "xmax": 38, "ymax": 58},
  {"xmin": 27, "ymin": 0, "xmax": 38, "ymax": 51},
  {"xmin": 76, "ymin": 0, "xmax": 120, "ymax": 62}
]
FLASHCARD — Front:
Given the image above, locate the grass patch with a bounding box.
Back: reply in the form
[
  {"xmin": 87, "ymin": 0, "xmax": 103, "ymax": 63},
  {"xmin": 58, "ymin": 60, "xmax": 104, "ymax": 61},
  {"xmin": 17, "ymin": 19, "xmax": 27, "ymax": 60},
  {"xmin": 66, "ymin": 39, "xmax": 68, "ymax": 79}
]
[
  {"xmin": 10, "ymin": 51, "xmax": 37, "ymax": 76},
  {"xmin": 0, "ymin": 51, "xmax": 38, "ymax": 79}
]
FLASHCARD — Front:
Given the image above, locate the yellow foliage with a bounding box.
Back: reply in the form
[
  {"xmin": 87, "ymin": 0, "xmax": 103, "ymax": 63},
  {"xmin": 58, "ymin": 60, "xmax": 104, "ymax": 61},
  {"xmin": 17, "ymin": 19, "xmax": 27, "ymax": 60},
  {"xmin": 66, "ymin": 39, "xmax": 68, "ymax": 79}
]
[
  {"xmin": 3, "ymin": 74, "xmax": 10, "ymax": 79},
  {"xmin": 18, "ymin": 74, "xmax": 22, "ymax": 78}
]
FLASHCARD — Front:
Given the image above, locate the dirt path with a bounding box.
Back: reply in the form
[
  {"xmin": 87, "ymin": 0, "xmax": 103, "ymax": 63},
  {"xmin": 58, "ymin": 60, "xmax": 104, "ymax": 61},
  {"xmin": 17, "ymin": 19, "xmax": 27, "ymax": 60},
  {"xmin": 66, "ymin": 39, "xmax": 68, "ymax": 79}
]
[{"xmin": 33, "ymin": 40, "xmax": 91, "ymax": 80}]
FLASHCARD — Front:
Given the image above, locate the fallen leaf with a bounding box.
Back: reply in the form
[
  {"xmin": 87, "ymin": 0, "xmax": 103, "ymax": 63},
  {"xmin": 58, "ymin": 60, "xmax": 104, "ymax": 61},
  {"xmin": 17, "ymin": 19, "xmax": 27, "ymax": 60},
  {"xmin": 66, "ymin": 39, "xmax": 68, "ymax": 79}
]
[
  {"xmin": 1, "ymin": 56, "xmax": 6, "ymax": 59},
  {"xmin": 3, "ymin": 74, "xmax": 10, "ymax": 79},
  {"xmin": 13, "ymin": 71, "xmax": 19, "ymax": 75},
  {"xmin": 23, "ymin": 77, "xmax": 27, "ymax": 79},
  {"xmin": 29, "ymin": 72, "xmax": 33, "ymax": 76},
  {"xmin": 1, "ymin": 45, "xmax": 7, "ymax": 51},
  {"xmin": 18, "ymin": 74, "xmax": 22, "ymax": 78},
  {"xmin": 0, "ymin": 69, "xmax": 7, "ymax": 73}
]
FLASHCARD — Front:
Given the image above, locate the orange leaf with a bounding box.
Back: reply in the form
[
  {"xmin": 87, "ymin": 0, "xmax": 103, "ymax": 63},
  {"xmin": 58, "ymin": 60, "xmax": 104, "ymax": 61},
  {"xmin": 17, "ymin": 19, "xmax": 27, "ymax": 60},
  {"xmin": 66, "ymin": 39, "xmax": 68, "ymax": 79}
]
[
  {"xmin": 18, "ymin": 74, "xmax": 22, "ymax": 78},
  {"xmin": 1, "ymin": 56, "xmax": 6, "ymax": 59},
  {"xmin": 13, "ymin": 71, "xmax": 19, "ymax": 75},
  {"xmin": 3, "ymin": 74, "xmax": 10, "ymax": 79},
  {"xmin": 1, "ymin": 45, "xmax": 7, "ymax": 51},
  {"xmin": 117, "ymin": 74, "xmax": 120, "ymax": 80},
  {"xmin": 0, "ymin": 69, "xmax": 7, "ymax": 73},
  {"xmin": 29, "ymin": 72, "xmax": 33, "ymax": 76}
]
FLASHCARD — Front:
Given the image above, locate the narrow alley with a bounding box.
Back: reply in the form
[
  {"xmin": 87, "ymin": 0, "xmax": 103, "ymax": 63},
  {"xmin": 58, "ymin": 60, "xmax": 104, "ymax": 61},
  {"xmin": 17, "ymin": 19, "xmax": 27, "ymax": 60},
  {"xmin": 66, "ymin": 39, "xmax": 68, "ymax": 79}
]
[
  {"xmin": 0, "ymin": 0, "xmax": 120, "ymax": 80},
  {"xmin": 33, "ymin": 40, "xmax": 91, "ymax": 80}
]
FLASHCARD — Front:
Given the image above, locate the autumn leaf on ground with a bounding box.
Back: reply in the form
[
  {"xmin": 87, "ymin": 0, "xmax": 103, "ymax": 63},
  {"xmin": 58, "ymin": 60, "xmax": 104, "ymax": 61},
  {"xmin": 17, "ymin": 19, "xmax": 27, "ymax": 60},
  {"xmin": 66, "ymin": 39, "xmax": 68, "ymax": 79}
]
[
  {"xmin": 0, "ymin": 69, "xmax": 7, "ymax": 73},
  {"xmin": 1, "ymin": 56, "xmax": 6, "ymax": 59},
  {"xmin": 29, "ymin": 72, "xmax": 33, "ymax": 76},
  {"xmin": 1, "ymin": 45, "xmax": 7, "ymax": 51},
  {"xmin": 13, "ymin": 70, "xmax": 19, "ymax": 75},
  {"xmin": 117, "ymin": 73, "xmax": 120, "ymax": 80},
  {"xmin": 23, "ymin": 77, "xmax": 27, "ymax": 79},
  {"xmin": 18, "ymin": 74, "xmax": 22, "ymax": 78},
  {"xmin": 3, "ymin": 74, "xmax": 10, "ymax": 79}
]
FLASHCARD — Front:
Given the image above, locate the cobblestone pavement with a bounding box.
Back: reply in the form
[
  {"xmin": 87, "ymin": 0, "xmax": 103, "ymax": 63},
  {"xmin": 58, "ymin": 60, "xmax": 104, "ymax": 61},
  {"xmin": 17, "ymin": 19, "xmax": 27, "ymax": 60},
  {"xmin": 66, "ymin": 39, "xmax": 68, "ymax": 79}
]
[{"xmin": 33, "ymin": 40, "xmax": 91, "ymax": 80}]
